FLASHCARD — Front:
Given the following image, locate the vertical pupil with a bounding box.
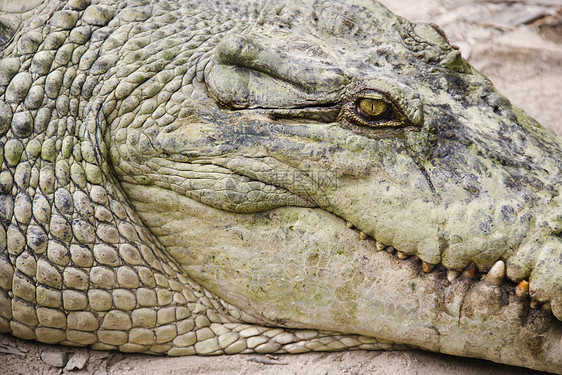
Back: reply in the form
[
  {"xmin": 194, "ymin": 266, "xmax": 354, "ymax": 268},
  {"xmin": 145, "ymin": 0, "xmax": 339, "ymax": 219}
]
[{"xmin": 360, "ymin": 99, "xmax": 387, "ymax": 117}]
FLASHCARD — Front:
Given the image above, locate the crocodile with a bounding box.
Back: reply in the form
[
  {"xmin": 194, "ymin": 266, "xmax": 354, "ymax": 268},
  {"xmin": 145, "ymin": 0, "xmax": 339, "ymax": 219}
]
[{"xmin": 0, "ymin": 0, "xmax": 561, "ymax": 372}]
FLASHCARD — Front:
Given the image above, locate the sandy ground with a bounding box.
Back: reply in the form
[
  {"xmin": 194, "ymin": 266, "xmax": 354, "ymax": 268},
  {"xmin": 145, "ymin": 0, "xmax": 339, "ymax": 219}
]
[{"xmin": 1, "ymin": 0, "xmax": 560, "ymax": 374}]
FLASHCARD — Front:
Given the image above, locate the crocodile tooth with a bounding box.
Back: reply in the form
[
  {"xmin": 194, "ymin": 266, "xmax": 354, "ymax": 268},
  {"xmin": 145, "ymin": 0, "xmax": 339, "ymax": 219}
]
[
  {"xmin": 447, "ymin": 270, "xmax": 459, "ymax": 282},
  {"xmin": 515, "ymin": 280, "xmax": 530, "ymax": 297},
  {"xmin": 359, "ymin": 231, "xmax": 368, "ymax": 240},
  {"xmin": 346, "ymin": 221, "xmax": 354, "ymax": 229},
  {"xmin": 484, "ymin": 260, "xmax": 505, "ymax": 286},
  {"xmin": 542, "ymin": 302, "xmax": 552, "ymax": 312},
  {"xmin": 422, "ymin": 261, "xmax": 434, "ymax": 273},
  {"xmin": 386, "ymin": 246, "xmax": 395, "ymax": 254},
  {"xmin": 397, "ymin": 251, "xmax": 408, "ymax": 260},
  {"xmin": 461, "ymin": 262, "xmax": 477, "ymax": 279},
  {"xmin": 375, "ymin": 241, "xmax": 386, "ymax": 251},
  {"xmin": 530, "ymin": 300, "xmax": 540, "ymax": 309},
  {"xmin": 409, "ymin": 255, "xmax": 421, "ymax": 264}
]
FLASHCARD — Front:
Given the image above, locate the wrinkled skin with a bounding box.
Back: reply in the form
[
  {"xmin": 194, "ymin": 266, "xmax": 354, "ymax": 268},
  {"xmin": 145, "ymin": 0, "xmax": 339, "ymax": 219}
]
[{"xmin": 0, "ymin": 0, "xmax": 561, "ymax": 373}]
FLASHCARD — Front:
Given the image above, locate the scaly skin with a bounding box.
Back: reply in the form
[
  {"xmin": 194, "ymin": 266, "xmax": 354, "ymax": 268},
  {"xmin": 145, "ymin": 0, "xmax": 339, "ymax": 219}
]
[{"xmin": 0, "ymin": 0, "xmax": 561, "ymax": 372}]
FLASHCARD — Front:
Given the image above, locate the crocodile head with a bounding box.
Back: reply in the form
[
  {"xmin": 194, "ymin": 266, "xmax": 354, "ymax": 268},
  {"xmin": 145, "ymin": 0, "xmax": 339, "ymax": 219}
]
[
  {"xmin": 99, "ymin": 0, "xmax": 562, "ymax": 368},
  {"xmin": 1, "ymin": 0, "xmax": 559, "ymax": 371},
  {"xmin": 103, "ymin": 0, "xmax": 562, "ymax": 370}
]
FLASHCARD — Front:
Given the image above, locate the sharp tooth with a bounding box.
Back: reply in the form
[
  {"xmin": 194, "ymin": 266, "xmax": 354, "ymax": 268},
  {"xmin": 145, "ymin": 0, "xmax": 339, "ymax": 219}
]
[
  {"xmin": 484, "ymin": 260, "xmax": 505, "ymax": 286},
  {"xmin": 461, "ymin": 262, "xmax": 477, "ymax": 279},
  {"xmin": 542, "ymin": 302, "xmax": 552, "ymax": 312},
  {"xmin": 447, "ymin": 270, "xmax": 459, "ymax": 282},
  {"xmin": 375, "ymin": 241, "xmax": 386, "ymax": 251},
  {"xmin": 397, "ymin": 251, "xmax": 408, "ymax": 260},
  {"xmin": 515, "ymin": 280, "xmax": 529, "ymax": 297},
  {"xmin": 347, "ymin": 222, "xmax": 354, "ymax": 229},
  {"xmin": 422, "ymin": 261, "xmax": 434, "ymax": 273},
  {"xmin": 409, "ymin": 255, "xmax": 421, "ymax": 264},
  {"xmin": 359, "ymin": 231, "xmax": 368, "ymax": 240},
  {"xmin": 386, "ymin": 246, "xmax": 395, "ymax": 254},
  {"xmin": 530, "ymin": 300, "xmax": 540, "ymax": 309}
]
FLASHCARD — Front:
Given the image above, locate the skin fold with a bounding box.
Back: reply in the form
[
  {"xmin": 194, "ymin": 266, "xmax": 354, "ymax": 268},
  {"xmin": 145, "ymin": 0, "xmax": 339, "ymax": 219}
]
[{"xmin": 0, "ymin": 0, "xmax": 560, "ymax": 372}]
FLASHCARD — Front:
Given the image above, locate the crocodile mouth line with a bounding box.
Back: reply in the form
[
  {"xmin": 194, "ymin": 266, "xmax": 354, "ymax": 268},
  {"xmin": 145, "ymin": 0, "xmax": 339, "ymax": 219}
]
[{"xmin": 341, "ymin": 219, "xmax": 556, "ymax": 319}]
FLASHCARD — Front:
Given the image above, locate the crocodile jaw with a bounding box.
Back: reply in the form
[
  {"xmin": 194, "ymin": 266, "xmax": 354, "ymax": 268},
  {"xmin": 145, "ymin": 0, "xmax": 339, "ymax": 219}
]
[{"xmin": 122, "ymin": 182, "xmax": 562, "ymax": 372}]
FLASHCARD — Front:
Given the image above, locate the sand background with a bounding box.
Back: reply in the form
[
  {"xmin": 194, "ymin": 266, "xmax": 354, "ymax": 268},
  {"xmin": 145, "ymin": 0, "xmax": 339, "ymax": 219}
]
[{"xmin": 1, "ymin": 0, "xmax": 561, "ymax": 374}]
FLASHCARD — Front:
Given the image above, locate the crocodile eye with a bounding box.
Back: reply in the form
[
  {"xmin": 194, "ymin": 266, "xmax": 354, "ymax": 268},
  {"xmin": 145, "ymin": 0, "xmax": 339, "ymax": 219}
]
[
  {"xmin": 357, "ymin": 98, "xmax": 389, "ymax": 120},
  {"xmin": 338, "ymin": 89, "xmax": 416, "ymax": 136},
  {"xmin": 352, "ymin": 92, "xmax": 398, "ymax": 125}
]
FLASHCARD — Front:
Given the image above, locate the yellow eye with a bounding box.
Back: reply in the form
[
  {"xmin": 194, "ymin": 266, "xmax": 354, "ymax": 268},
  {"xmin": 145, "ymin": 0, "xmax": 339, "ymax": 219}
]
[{"xmin": 358, "ymin": 98, "xmax": 388, "ymax": 118}]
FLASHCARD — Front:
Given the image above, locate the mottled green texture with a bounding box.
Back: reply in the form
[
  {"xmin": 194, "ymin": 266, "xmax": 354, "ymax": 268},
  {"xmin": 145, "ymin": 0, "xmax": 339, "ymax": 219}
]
[{"xmin": 0, "ymin": 0, "xmax": 561, "ymax": 373}]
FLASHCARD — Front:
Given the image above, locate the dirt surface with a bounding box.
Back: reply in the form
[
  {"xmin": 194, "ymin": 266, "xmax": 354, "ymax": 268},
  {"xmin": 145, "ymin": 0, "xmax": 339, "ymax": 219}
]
[{"xmin": 1, "ymin": 1, "xmax": 560, "ymax": 374}]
